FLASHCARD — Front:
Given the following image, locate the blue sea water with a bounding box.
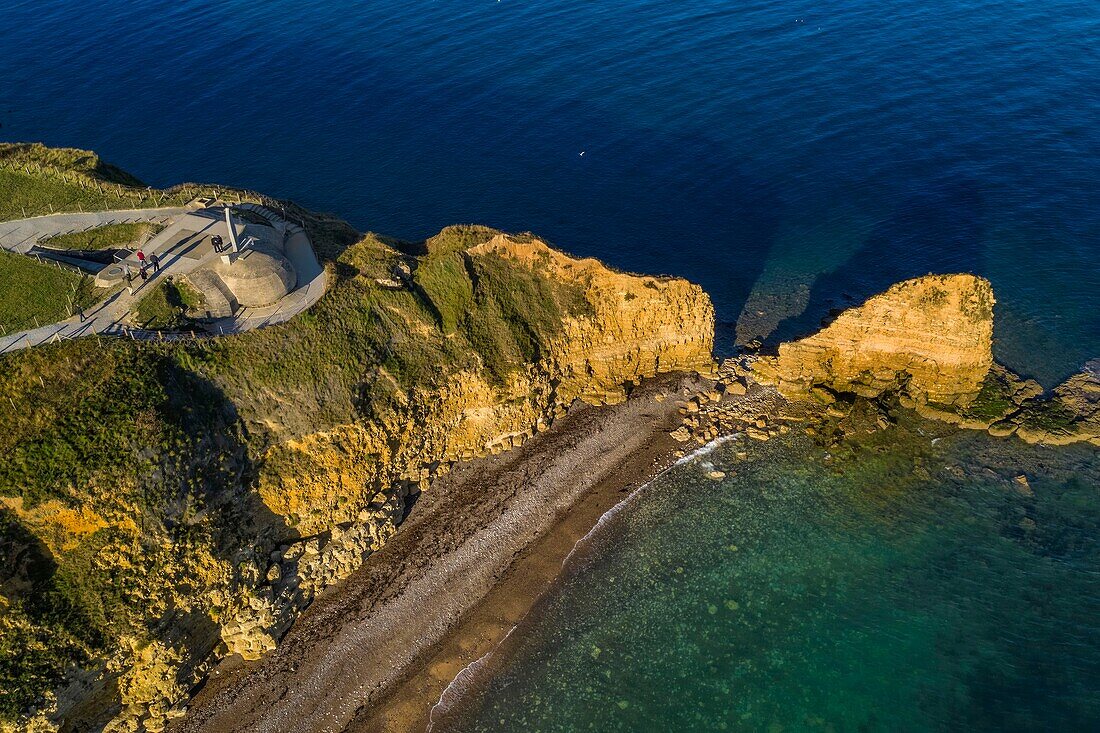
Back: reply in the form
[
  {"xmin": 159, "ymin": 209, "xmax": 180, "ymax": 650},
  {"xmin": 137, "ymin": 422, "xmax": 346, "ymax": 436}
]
[
  {"xmin": 3, "ymin": 3, "xmax": 1099, "ymax": 731},
  {"xmin": 1, "ymin": 0, "xmax": 1098, "ymax": 384}
]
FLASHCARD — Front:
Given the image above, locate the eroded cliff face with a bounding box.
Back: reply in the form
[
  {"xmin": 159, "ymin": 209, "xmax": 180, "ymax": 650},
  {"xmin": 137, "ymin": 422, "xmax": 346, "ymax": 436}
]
[
  {"xmin": 222, "ymin": 235, "xmax": 715, "ymax": 659},
  {"xmin": 258, "ymin": 234, "xmax": 714, "ymax": 532},
  {"xmin": 753, "ymin": 274, "xmax": 995, "ymax": 406},
  {"xmin": 0, "ymin": 218, "xmax": 714, "ymax": 733},
  {"xmin": 470, "ymin": 235, "xmax": 716, "ymax": 404}
]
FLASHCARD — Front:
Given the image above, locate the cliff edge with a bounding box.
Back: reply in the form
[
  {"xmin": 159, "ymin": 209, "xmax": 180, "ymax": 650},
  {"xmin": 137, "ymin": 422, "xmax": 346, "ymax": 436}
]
[
  {"xmin": 753, "ymin": 274, "xmax": 995, "ymax": 406},
  {"xmin": 0, "ymin": 189, "xmax": 714, "ymax": 733}
]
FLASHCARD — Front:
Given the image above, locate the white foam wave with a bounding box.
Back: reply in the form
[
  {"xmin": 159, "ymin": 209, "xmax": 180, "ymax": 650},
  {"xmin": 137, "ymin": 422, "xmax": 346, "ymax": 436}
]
[{"xmin": 426, "ymin": 432, "xmax": 740, "ymax": 730}]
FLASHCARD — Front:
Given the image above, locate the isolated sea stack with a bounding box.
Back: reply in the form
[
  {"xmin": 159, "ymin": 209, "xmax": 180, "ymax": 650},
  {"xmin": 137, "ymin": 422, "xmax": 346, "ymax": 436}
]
[{"xmin": 754, "ymin": 274, "xmax": 995, "ymax": 406}]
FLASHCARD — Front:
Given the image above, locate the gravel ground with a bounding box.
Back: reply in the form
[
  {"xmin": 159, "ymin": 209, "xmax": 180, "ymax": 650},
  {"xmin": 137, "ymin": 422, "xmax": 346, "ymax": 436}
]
[{"xmin": 173, "ymin": 372, "xmax": 710, "ymax": 733}]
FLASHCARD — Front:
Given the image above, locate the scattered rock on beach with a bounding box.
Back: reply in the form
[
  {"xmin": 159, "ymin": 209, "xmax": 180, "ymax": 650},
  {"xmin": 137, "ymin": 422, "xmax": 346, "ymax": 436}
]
[
  {"xmin": 746, "ymin": 427, "xmax": 769, "ymax": 441},
  {"xmin": 1013, "ymin": 475, "xmax": 1034, "ymax": 497},
  {"xmin": 670, "ymin": 426, "xmax": 692, "ymax": 442}
]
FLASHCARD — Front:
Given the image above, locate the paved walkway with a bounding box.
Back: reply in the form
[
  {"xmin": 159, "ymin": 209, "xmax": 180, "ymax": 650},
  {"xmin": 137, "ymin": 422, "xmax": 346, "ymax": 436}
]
[
  {"xmin": 0, "ymin": 207, "xmax": 191, "ymax": 254},
  {"xmin": 0, "ymin": 204, "xmax": 328, "ymax": 354}
]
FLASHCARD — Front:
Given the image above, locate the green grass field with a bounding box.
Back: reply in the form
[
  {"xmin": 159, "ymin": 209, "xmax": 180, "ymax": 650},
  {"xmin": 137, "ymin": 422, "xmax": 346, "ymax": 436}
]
[
  {"xmin": 0, "ymin": 142, "xmax": 256, "ymax": 337},
  {"xmin": 39, "ymin": 222, "xmax": 165, "ymax": 251},
  {"xmin": 131, "ymin": 278, "xmax": 207, "ymax": 329},
  {"xmin": 0, "ymin": 251, "xmax": 102, "ymax": 335},
  {"xmin": 0, "ymin": 142, "xmax": 257, "ymax": 224}
]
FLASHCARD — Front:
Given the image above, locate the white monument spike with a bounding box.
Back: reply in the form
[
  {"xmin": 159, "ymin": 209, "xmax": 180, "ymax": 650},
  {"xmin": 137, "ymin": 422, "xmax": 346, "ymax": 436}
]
[{"xmin": 224, "ymin": 205, "xmax": 239, "ymax": 252}]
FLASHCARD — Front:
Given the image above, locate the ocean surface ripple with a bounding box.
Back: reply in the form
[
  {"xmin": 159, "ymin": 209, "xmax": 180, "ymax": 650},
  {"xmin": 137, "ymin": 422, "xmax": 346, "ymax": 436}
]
[{"xmin": 1, "ymin": 0, "xmax": 1097, "ymax": 383}]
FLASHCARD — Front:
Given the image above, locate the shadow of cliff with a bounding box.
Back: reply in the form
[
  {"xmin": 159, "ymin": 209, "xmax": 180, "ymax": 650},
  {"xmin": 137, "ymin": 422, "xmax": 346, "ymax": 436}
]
[
  {"xmin": 156, "ymin": 354, "xmax": 295, "ymax": 553},
  {"xmin": 50, "ymin": 352, "xmax": 298, "ymax": 732},
  {"xmin": 0, "ymin": 510, "xmax": 105, "ymax": 721},
  {"xmin": 762, "ymin": 179, "xmax": 987, "ymax": 351}
]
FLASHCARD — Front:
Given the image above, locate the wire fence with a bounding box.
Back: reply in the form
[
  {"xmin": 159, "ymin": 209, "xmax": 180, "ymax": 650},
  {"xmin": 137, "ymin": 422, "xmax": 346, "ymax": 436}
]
[
  {"xmin": 0, "ymin": 200, "xmax": 313, "ymax": 349},
  {"xmin": 0, "ymin": 158, "xmax": 298, "ymax": 221}
]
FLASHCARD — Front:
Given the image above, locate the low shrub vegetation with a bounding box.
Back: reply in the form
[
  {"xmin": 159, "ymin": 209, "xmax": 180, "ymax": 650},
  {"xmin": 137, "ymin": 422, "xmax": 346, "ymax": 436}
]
[
  {"xmin": 0, "ymin": 250, "xmax": 102, "ymax": 334},
  {"xmin": 40, "ymin": 222, "xmax": 165, "ymax": 251}
]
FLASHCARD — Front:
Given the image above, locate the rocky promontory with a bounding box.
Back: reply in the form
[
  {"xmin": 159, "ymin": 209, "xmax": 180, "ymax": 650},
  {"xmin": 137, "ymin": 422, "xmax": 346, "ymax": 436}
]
[
  {"xmin": 752, "ymin": 274, "xmax": 995, "ymax": 407},
  {"xmin": 715, "ymin": 274, "xmax": 1098, "ymax": 449},
  {"xmin": 0, "ymin": 148, "xmax": 715, "ymax": 733}
]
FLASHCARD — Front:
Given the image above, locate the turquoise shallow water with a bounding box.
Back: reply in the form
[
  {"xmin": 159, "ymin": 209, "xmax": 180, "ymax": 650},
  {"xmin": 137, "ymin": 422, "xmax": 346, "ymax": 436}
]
[{"xmin": 440, "ymin": 425, "xmax": 1100, "ymax": 732}]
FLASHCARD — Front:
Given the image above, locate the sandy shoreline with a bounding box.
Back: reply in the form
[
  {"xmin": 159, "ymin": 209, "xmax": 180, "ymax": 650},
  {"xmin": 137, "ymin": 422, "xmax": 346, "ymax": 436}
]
[{"xmin": 174, "ymin": 372, "xmax": 710, "ymax": 733}]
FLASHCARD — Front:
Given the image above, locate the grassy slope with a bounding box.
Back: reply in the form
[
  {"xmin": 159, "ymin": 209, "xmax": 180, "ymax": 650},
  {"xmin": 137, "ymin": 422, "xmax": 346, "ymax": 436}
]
[
  {"xmin": 131, "ymin": 278, "xmax": 206, "ymax": 329},
  {"xmin": 0, "ymin": 150, "xmax": 595, "ymax": 725},
  {"xmin": 40, "ymin": 222, "xmax": 165, "ymax": 251},
  {"xmin": 412, "ymin": 225, "xmax": 591, "ymax": 383},
  {"xmin": 0, "ymin": 143, "xmax": 223, "ymax": 223},
  {"xmin": 0, "ymin": 250, "xmax": 102, "ymax": 334}
]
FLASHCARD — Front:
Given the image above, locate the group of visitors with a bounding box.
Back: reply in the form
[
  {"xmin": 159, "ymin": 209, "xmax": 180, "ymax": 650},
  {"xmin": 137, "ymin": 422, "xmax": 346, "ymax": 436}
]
[{"xmin": 123, "ymin": 249, "xmax": 161, "ymax": 296}]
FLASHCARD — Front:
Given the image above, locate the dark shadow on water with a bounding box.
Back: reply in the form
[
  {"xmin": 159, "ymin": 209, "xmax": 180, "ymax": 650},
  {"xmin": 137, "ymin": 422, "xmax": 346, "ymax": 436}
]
[{"xmin": 764, "ymin": 179, "xmax": 987, "ymax": 350}]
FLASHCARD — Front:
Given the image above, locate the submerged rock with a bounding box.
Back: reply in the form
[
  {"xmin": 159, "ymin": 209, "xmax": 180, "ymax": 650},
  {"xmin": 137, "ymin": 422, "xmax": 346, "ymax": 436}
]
[
  {"xmin": 1013, "ymin": 475, "xmax": 1034, "ymax": 497},
  {"xmin": 1014, "ymin": 361, "xmax": 1100, "ymax": 446}
]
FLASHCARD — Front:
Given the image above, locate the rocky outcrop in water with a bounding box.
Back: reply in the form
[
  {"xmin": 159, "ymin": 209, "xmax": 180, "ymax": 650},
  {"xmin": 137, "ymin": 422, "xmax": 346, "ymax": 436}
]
[
  {"xmin": 959, "ymin": 361, "xmax": 1100, "ymax": 447},
  {"xmin": 752, "ymin": 274, "xmax": 995, "ymax": 407},
  {"xmin": 1016, "ymin": 362, "xmax": 1100, "ymax": 446},
  {"xmin": 734, "ymin": 272, "xmax": 1097, "ymax": 449}
]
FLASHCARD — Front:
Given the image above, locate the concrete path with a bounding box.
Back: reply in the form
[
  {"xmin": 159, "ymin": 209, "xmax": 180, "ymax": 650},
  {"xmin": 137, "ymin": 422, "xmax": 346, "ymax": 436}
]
[
  {"xmin": 0, "ymin": 207, "xmax": 191, "ymax": 254},
  {"xmin": 0, "ymin": 204, "xmax": 328, "ymax": 354}
]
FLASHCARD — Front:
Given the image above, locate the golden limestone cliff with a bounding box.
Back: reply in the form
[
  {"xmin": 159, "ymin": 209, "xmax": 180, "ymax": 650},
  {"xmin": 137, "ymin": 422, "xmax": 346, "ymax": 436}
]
[
  {"xmin": 258, "ymin": 234, "xmax": 713, "ymax": 531},
  {"xmin": 753, "ymin": 274, "xmax": 995, "ymax": 406},
  {"xmin": 0, "ymin": 218, "xmax": 714, "ymax": 733},
  {"xmin": 470, "ymin": 235, "xmax": 716, "ymax": 403},
  {"xmin": 220, "ymin": 234, "xmax": 715, "ymax": 663}
]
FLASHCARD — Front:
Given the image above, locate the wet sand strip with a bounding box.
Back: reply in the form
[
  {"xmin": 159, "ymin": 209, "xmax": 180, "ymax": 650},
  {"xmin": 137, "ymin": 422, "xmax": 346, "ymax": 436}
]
[{"xmin": 174, "ymin": 372, "xmax": 707, "ymax": 733}]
